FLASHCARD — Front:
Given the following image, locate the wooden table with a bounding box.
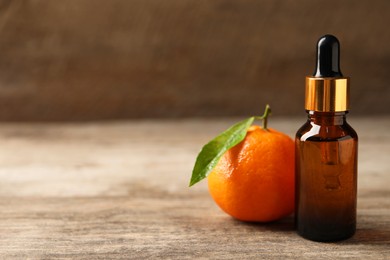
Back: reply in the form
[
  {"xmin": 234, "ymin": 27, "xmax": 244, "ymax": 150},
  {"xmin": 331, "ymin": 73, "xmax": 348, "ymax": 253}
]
[{"xmin": 0, "ymin": 117, "xmax": 389, "ymax": 259}]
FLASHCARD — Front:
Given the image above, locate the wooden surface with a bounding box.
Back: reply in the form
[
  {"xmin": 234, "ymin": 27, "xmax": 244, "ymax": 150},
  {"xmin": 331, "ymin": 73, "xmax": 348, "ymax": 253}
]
[
  {"xmin": 0, "ymin": 117, "xmax": 389, "ymax": 259},
  {"xmin": 0, "ymin": 1, "xmax": 390, "ymax": 120}
]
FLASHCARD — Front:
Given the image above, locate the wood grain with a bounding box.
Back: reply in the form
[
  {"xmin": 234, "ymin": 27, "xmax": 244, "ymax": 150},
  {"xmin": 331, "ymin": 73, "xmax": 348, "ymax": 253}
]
[{"xmin": 0, "ymin": 118, "xmax": 389, "ymax": 258}]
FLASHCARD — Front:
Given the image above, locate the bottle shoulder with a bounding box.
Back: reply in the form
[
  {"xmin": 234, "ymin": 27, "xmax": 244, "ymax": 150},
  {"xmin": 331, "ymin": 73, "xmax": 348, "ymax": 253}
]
[{"xmin": 296, "ymin": 120, "xmax": 358, "ymax": 142}]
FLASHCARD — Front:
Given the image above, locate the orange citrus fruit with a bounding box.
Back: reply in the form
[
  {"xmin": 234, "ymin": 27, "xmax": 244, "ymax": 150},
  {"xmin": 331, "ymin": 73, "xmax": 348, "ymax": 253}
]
[{"xmin": 207, "ymin": 125, "xmax": 295, "ymax": 222}]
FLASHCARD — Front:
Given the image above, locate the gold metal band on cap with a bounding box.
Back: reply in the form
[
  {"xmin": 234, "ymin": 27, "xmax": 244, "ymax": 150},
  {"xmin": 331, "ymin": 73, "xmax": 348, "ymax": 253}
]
[{"xmin": 305, "ymin": 77, "xmax": 350, "ymax": 112}]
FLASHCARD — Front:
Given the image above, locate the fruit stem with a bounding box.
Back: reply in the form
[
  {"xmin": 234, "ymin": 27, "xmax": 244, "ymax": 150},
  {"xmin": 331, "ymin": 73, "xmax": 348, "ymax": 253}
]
[{"xmin": 255, "ymin": 104, "xmax": 271, "ymax": 130}]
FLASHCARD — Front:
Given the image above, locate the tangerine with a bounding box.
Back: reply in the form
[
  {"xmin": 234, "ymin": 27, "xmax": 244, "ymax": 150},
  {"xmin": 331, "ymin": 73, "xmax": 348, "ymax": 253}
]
[{"xmin": 207, "ymin": 125, "xmax": 295, "ymax": 222}]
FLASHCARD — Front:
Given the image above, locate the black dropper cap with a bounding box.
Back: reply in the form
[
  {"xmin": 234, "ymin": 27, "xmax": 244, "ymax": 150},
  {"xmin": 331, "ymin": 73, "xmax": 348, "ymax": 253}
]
[
  {"xmin": 306, "ymin": 34, "xmax": 349, "ymax": 112},
  {"xmin": 313, "ymin": 34, "xmax": 343, "ymax": 77}
]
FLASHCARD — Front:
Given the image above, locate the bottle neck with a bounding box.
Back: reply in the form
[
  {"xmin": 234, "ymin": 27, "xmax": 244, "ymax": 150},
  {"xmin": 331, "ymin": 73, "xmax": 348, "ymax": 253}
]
[{"xmin": 307, "ymin": 110, "xmax": 348, "ymax": 126}]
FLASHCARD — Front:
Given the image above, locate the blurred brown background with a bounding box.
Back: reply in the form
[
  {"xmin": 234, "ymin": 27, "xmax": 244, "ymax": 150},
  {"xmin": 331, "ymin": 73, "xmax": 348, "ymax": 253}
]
[{"xmin": 0, "ymin": 0, "xmax": 389, "ymax": 121}]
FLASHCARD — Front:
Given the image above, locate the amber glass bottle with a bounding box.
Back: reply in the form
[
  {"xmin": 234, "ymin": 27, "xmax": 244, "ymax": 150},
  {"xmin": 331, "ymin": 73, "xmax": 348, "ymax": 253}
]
[{"xmin": 295, "ymin": 35, "xmax": 358, "ymax": 242}]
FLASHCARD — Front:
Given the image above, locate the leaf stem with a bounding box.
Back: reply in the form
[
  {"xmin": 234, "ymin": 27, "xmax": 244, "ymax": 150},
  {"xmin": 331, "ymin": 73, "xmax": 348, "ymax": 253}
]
[{"xmin": 255, "ymin": 104, "xmax": 271, "ymax": 130}]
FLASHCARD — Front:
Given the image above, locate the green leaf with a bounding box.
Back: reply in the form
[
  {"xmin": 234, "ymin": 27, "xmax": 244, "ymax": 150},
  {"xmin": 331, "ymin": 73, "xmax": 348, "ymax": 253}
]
[{"xmin": 189, "ymin": 117, "xmax": 255, "ymax": 187}]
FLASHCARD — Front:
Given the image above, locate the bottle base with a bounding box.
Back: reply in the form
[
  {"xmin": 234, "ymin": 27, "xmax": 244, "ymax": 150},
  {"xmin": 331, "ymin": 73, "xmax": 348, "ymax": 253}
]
[{"xmin": 297, "ymin": 228, "xmax": 355, "ymax": 242}]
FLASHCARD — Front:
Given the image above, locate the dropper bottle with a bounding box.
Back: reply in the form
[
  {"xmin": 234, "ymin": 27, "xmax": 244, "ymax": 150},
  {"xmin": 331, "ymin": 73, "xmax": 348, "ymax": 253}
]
[{"xmin": 295, "ymin": 35, "xmax": 358, "ymax": 242}]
